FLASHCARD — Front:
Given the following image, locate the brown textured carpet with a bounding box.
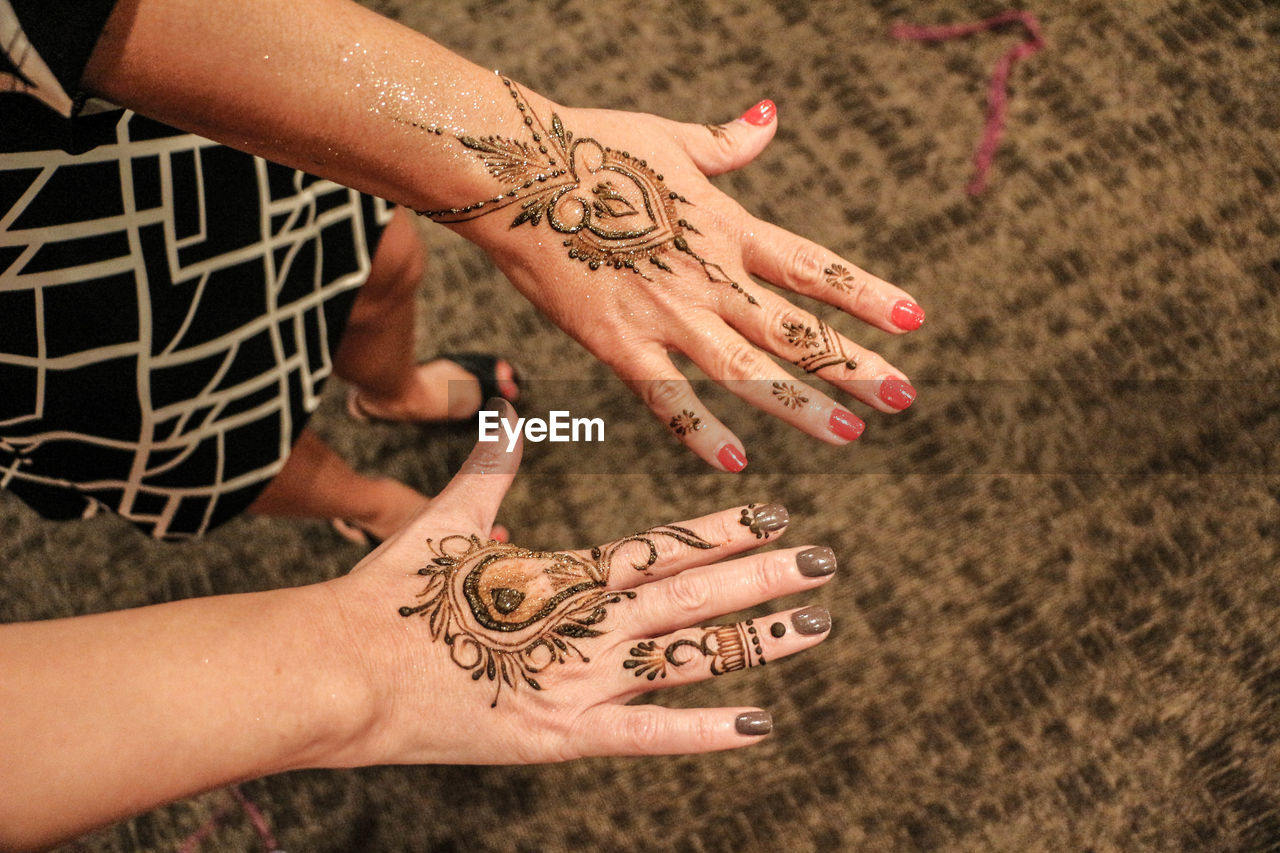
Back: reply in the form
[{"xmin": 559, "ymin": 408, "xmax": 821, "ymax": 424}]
[{"xmin": 6, "ymin": 0, "xmax": 1279, "ymax": 850}]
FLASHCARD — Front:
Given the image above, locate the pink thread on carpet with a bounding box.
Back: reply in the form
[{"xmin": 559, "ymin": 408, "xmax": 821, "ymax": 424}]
[
  {"xmin": 891, "ymin": 11, "xmax": 1046, "ymax": 195},
  {"xmin": 177, "ymin": 802, "xmax": 231, "ymax": 853},
  {"xmin": 177, "ymin": 786, "xmax": 280, "ymax": 853},
  {"xmin": 231, "ymin": 786, "xmax": 281, "ymax": 851}
]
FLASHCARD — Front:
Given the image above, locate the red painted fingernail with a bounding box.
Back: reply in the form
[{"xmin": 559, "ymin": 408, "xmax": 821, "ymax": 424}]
[
  {"xmin": 717, "ymin": 443, "xmax": 749, "ymax": 472},
  {"xmin": 878, "ymin": 377, "xmax": 917, "ymax": 410},
  {"xmin": 828, "ymin": 408, "xmax": 865, "ymax": 442},
  {"xmin": 891, "ymin": 299, "xmax": 925, "ymax": 331},
  {"xmin": 739, "ymin": 99, "xmax": 776, "ymax": 126}
]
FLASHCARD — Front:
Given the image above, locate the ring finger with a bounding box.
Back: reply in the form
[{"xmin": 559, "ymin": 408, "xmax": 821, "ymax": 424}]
[{"xmin": 617, "ymin": 605, "xmax": 832, "ymax": 690}]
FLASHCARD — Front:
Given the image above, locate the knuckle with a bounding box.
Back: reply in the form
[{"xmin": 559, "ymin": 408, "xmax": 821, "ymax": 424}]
[
  {"xmin": 643, "ymin": 378, "xmax": 688, "ymax": 413},
  {"xmin": 666, "ymin": 571, "xmax": 712, "ymax": 613},
  {"xmin": 765, "ymin": 303, "xmax": 799, "ymax": 342},
  {"xmin": 750, "ymin": 553, "xmax": 788, "ymax": 592},
  {"xmin": 554, "ymin": 713, "xmax": 593, "ymax": 761},
  {"xmin": 783, "ymin": 243, "xmax": 827, "ymax": 290},
  {"xmin": 716, "ymin": 344, "xmax": 765, "ymax": 382},
  {"xmin": 708, "ymin": 133, "xmax": 739, "ymax": 171},
  {"xmin": 621, "ymin": 709, "xmax": 665, "ymax": 752},
  {"xmin": 691, "ymin": 713, "xmax": 721, "ymax": 749}
]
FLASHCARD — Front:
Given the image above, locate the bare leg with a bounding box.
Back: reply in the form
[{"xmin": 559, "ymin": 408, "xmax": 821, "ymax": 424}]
[
  {"xmin": 334, "ymin": 207, "xmax": 517, "ymax": 421},
  {"xmin": 249, "ymin": 210, "xmax": 519, "ymax": 541},
  {"xmin": 247, "ymin": 428, "xmax": 428, "ymax": 542}
]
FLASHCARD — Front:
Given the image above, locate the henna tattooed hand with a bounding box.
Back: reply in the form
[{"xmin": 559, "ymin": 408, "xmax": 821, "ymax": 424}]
[
  {"xmin": 418, "ymin": 78, "xmax": 923, "ymax": 471},
  {"xmin": 321, "ymin": 402, "xmax": 834, "ymax": 764}
]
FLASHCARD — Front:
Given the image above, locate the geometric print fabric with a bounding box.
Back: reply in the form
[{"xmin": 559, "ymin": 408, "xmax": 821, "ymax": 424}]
[{"xmin": 0, "ymin": 109, "xmax": 391, "ymax": 538}]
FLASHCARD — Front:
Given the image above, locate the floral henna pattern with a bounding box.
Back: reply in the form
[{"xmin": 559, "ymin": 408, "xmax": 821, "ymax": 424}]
[
  {"xmin": 669, "ymin": 409, "xmax": 704, "ymax": 436},
  {"xmin": 782, "ymin": 319, "xmax": 857, "ymax": 374},
  {"xmin": 399, "ymin": 526, "xmax": 715, "ymax": 706},
  {"xmin": 782, "ymin": 320, "xmax": 821, "ymax": 349},
  {"xmin": 624, "ymin": 619, "xmax": 765, "ymax": 680},
  {"xmin": 771, "ymin": 381, "xmax": 809, "ymax": 410},
  {"xmin": 824, "ymin": 263, "xmax": 857, "ymax": 293},
  {"xmin": 417, "ymin": 76, "xmax": 758, "ymax": 305},
  {"xmin": 703, "ymin": 122, "xmax": 729, "ymax": 140}
]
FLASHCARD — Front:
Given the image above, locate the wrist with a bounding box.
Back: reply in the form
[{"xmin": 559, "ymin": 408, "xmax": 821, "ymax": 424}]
[{"xmin": 268, "ymin": 581, "xmax": 381, "ymax": 772}]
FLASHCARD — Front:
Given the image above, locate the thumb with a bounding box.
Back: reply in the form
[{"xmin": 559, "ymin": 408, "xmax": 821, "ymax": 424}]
[
  {"xmin": 676, "ymin": 98, "xmax": 777, "ymax": 176},
  {"xmin": 420, "ymin": 397, "xmax": 522, "ymax": 534}
]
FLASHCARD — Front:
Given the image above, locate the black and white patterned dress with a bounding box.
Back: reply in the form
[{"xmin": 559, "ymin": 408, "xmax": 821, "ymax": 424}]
[{"xmin": 1, "ymin": 0, "xmax": 392, "ymax": 539}]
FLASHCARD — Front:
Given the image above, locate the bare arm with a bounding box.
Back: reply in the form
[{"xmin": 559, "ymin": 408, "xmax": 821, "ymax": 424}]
[
  {"xmin": 0, "ymin": 584, "xmax": 369, "ymax": 848},
  {"xmin": 0, "ymin": 406, "xmax": 832, "ymax": 848},
  {"xmin": 83, "ymin": 0, "xmax": 530, "ymax": 209},
  {"xmin": 83, "ymin": 0, "xmax": 923, "ymax": 472}
]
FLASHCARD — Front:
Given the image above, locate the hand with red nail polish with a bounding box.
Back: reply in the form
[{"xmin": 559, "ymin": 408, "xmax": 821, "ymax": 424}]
[
  {"xmin": 740, "ymin": 99, "xmax": 776, "ymax": 126},
  {"xmin": 69, "ymin": 0, "xmax": 922, "ymax": 482},
  {"xmin": 412, "ymin": 69, "xmax": 921, "ymax": 471}
]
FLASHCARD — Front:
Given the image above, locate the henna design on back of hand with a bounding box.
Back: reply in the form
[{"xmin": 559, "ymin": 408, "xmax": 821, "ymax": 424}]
[
  {"xmin": 416, "ymin": 77, "xmax": 758, "ymax": 305},
  {"xmin": 399, "ymin": 525, "xmax": 715, "ymax": 706}
]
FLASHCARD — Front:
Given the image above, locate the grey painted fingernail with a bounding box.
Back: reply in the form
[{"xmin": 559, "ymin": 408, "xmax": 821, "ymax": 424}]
[
  {"xmin": 796, "ymin": 546, "xmax": 837, "ymax": 577},
  {"xmin": 735, "ymin": 711, "xmax": 773, "ymax": 736},
  {"xmin": 791, "ymin": 606, "xmax": 832, "ymax": 636},
  {"xmin": 740, "ymin": 503, "xmax": 789, "ymax": 539}
]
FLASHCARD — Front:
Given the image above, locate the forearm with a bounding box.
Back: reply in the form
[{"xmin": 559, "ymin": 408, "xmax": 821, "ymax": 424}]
[
  {"xmin": 82, "ymin": 0, "xmax": 548, "ymax": 212},
  {"xmin": 0, "ymin": 582, "xmax": 367, "ymax": 850}
]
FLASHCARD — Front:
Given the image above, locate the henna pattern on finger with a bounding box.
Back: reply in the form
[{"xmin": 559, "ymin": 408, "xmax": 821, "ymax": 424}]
[
  {"xmin": 771, "ymin": 381, "xmax": 809, "ymax": 410},
  {"xmin": 415, "ymin": 76, "xmax": 758, "ymax": 305},
  {"xmin": 739, "ymin": 503, "xmax": 788, "ymax": 539},
  {"xmin": 782, "ymin": 321, "xmax": 821, "ymax": 349},
  {"xmin": 399, "ymin": 526, "xmax": 715, "ymax": 706},
  {"xmin": 624, "ymin": 619, "xmax": 766, "ymax": 681},
  {"xmin": 669, "ymin": 409, "xmax": 704, "ymax": 436},
  {"xmin": 824, "ymin": 263, "xmax": 857, "ymax": 293},
  {"xmin": 591, "ymin": 523, "xmax": 715, "ymax": 577},
  {"xmin": 782, "ymin": 319, "xmax": 857, "ymax": 374},
  {"xmin": 703, "ymin": 123, "xmax": 730, "ymax": 140}
]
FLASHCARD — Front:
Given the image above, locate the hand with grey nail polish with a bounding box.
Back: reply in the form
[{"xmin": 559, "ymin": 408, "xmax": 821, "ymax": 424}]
[{"xmin": 322, "ymin": 409, "xmax": 835, "ymax": 766}]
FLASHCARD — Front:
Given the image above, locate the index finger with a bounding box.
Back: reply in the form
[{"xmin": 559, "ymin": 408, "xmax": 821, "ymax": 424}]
[
  {"xmin": 567, "ymin": 504, "xmax": 791, "ymax": 590},
  {"xmin": 742, "ymin": 219, "xmax": 925, "ymax": 334}
]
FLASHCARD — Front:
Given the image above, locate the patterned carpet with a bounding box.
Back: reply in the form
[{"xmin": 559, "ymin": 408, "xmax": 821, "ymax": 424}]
[{"xmin": 5, "ymin": 0, "xmax": 1278, "ymax": 850}]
